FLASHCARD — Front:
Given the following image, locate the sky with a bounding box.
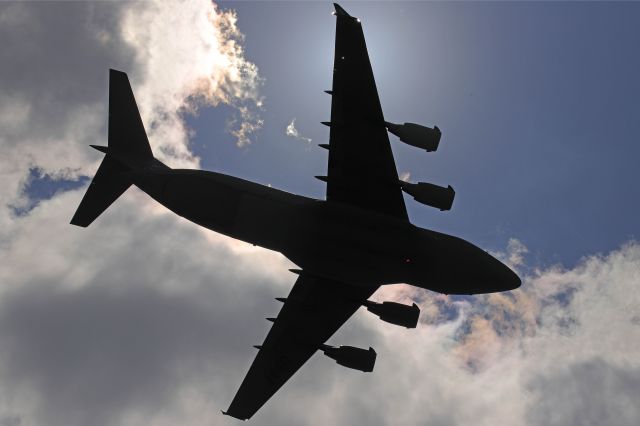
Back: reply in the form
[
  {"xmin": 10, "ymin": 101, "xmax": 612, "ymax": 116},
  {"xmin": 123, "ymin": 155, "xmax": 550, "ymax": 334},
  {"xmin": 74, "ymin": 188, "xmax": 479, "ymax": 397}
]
[{"xmin": 1, "ymin": 1, "xmax": 639, "ymax": 426}]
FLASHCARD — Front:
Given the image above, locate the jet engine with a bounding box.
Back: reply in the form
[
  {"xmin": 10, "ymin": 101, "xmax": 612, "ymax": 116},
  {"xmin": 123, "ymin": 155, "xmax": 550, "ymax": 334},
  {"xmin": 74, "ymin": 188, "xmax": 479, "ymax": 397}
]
[
  {"xmin": 385, "ymin": 122, "xmax": 441, "ymax": 152},
  {"xmin": 321, "ymin": 344, "xmax": 376, "ymax": 372},
  {"xmin": 400, "ymin": 181, "xmax": 455, "ymax": 211},
  {"xmin": 363, "ymin": 300, "xmax": 420, "ymax": 328}
]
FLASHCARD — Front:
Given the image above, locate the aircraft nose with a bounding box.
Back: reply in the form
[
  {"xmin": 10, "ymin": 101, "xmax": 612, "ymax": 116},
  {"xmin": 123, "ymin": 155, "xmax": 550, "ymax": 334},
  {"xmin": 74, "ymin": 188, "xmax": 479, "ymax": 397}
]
[
  {"xmin": 501, "ymin": 263, "xmax": 522, "ymax": 290},
  {"xmin": 471, "ymin": 246, "xmax": 522, "ymax": 293},
  {"xmin": 492, "ymin": 257, "xmax": 521, "ymax": 291},
  {"xmin": 422, "ymin": 231, "xmax": 522, "ymax": 294}
]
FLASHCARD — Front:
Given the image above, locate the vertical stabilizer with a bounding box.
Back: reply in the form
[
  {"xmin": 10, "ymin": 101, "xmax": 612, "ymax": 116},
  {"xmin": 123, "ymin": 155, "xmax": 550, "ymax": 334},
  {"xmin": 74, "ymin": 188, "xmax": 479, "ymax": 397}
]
[
  {"xmin": 70, "ymin": 69, "xmax": 154, "ymax": 227},
  {"xmin": 107, "ymin": 69, "xmax": 153, "ymax": 167}
]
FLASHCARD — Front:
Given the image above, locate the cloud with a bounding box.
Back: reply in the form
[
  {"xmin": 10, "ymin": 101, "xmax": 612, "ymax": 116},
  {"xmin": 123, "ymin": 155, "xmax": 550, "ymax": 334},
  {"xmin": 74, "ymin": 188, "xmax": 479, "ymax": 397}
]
[
  {"xmin": 526, "ymin": 359, "xmax": 640, "ymax": 426},
  {"xmin": 491, "ymin": 237, "xmax": 530, "ymax": 270},
  {"xmin": 1, "ymin": 180, "xmax": 639, "ymax": 425},
  {"xmin": 230, "ymin": 106, "xmax": 265, "ymax": 148},
  {"xmin": 0, "ymin": 190, "xmax": 295, "ymax": 426},
  {"xmin": 0, "ymin": 0, "xmax": 263, "ymax": 229},
  {"xmin": 285, "ymin": 118, "xmax": 312, "ymax": 144},
  {"xmin": 120, "ymin": 1, "xmax": 264, "ymax": 150},
  {"xmin": 1, "ymin": 2, "xmax": 639, "ymax": 426},
  {"xmin": 399, "ymin": 171, "xmax": 411, "ymax": 182},
  {"xmin": 370, "ymin": 241, "xmax": 640, "ymax": 426}
]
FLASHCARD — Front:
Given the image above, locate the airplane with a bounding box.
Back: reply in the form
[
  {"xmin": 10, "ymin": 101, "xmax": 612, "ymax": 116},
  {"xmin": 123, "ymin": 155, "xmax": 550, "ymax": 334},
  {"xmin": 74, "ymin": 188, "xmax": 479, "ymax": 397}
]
[{"xmin": 71, "ymin": 3, "xmax": 521, "ymax": 421}]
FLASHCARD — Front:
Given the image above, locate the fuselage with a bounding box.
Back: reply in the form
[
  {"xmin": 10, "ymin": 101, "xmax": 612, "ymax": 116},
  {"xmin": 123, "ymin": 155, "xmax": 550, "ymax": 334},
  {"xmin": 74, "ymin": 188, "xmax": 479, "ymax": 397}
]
[{"xmin": 131, "ymin": 163, "xmax": 520, "ymax": 294}]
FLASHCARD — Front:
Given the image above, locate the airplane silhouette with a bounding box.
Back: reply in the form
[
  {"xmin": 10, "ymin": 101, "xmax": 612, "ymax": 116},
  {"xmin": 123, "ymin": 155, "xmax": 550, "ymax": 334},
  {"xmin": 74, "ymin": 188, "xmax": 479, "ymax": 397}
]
[{"xmin": 71, "ymin": 3, "xmax": 520, "ymax": 420}]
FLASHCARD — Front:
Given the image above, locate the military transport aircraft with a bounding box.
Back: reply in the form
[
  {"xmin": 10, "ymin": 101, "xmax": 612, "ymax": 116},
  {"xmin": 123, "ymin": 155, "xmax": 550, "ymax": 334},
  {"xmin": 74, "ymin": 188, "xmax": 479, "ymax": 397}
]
[{"xmin": 71, "ymin": 3, "xmax": 520, "ymax": 421}]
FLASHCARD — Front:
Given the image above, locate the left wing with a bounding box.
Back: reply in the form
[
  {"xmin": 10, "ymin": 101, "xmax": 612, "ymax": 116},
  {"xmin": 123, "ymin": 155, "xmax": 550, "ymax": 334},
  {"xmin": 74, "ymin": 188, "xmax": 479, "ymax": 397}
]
[{"xmin": 224, "ymin": 273, "xmax": 378, "ymax": 420}]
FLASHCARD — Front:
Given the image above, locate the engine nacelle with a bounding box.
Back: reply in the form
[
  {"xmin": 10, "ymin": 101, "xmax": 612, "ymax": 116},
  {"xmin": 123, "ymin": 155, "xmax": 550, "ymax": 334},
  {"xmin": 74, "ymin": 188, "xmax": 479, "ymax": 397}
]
[
  {"xmin": 363, "ymin": 300, "xmax": 420, "ymax": 328},
  {"xmin": 321, "ymin": 344, "xmax": 376, "ymax": 372},
  {"xmin": 400, "ymin": 181, "xmax": 455, "ymax": 211},
  {"xmin": 385, "ymin": 122, "xmax": 441, "ymax": 152}
]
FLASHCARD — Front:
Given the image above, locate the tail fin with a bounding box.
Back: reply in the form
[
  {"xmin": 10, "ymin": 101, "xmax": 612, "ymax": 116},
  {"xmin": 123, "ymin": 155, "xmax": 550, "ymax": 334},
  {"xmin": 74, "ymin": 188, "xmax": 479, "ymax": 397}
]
[
  {"xmin": 70, "ymin": 69, "xmax": 153, "ymax": 227},
  {"xmin": 107, "ymin": 69, "xmax": 153, "ymax": 167}
]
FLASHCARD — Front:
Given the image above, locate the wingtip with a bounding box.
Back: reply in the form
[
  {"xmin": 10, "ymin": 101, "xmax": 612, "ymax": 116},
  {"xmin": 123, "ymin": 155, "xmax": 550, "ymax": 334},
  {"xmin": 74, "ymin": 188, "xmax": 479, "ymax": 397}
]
[
  {"xmin": 333, "ymin": 3, "xmax": 351, "ymax": 18},
  {"xmin": 221, "ymin": 410, "xmax": 247, "ymax": 421},
  {"xmin": 69, "ymin": 217, "xmax": 89, "ymax": 228},
  {"xmin": 109, "ymin": 69, "xmax": 130, "ymax": 85}
]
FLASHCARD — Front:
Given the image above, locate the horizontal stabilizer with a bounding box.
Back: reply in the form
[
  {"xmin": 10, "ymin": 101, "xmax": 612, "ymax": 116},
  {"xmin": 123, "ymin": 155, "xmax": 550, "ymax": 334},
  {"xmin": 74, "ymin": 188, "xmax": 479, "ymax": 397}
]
[{"xmin": 70, "ymin": 155, "xmax": 131, "ymax": 227}]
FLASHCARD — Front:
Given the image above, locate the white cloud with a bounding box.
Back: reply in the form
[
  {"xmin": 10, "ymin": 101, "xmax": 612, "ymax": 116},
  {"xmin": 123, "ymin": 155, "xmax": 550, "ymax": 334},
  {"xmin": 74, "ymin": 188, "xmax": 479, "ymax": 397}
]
[
  {"xmin": 490, "ymin": 237, "xmax": 530, "ymax": 270},
  {"xmin": 0, "ymin": 189, "xmax": 295, "ymax": 426},
  {"xmin": 120, "ymin": 1, "xmax": 264, "ymax": 151},
  {"xmin": 0, "ymin": 0, "xmax": 263, "ymax": 230},
  {"xmin": 366, "ymin": 241, "xmax": 640, "ymax": 426},
  {"xmin": 1, "ymin": 179, "xmax": 639, "ymax": 425},
  {"xmin": 285, "ymin": 118, "xmax": 312, "ymax": 144},
  {"xmin": 1, "ymin": 2, "xmax": 639, "ymax": 426}
]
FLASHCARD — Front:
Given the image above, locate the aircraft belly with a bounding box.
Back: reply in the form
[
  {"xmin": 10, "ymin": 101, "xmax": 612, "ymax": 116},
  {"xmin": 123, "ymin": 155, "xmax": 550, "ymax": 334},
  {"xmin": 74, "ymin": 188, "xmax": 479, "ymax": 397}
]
[
  {"xmin": 285, "ymin": 208, "xmax": 416, "ymax": 286},
  {"xmin": 132, "ymin": 169, "xmax": 306, "ymax": 251},
  {"xmin": 232, "ymin": 193, "xmax": 302, "ymax": 251},
  {"xmin": 134, "ymin": 170, "xmax": 418, "ymax": 285},
  {"xmin": 154, "ymin": 173, "xmax": 241, "ymax": 232}
]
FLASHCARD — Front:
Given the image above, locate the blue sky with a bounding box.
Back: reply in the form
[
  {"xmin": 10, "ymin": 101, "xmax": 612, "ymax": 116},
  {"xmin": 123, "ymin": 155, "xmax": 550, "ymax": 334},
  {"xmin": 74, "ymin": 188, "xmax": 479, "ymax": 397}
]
[
  {"xmin": 22, "ymin": 1, "xmax": 639, "ymax": 267},
  {"xmin": 183, "ymin": 1, "xmax": 640, "ymax": 267},
  {"xmin": 3, "ymin": 2, "xmax": 639, "ymax": 425}
]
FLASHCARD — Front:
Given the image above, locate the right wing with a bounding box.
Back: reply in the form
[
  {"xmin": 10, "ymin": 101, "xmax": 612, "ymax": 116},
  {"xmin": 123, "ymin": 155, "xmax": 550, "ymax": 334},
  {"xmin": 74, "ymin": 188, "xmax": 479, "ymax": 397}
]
[
  {"xmin": 323, "ymin": 4, "xmax": 408, "ymax": 220},
  {"xmin": 225, "ymin": 273, "xmax": 378, "ymax": 420}
]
